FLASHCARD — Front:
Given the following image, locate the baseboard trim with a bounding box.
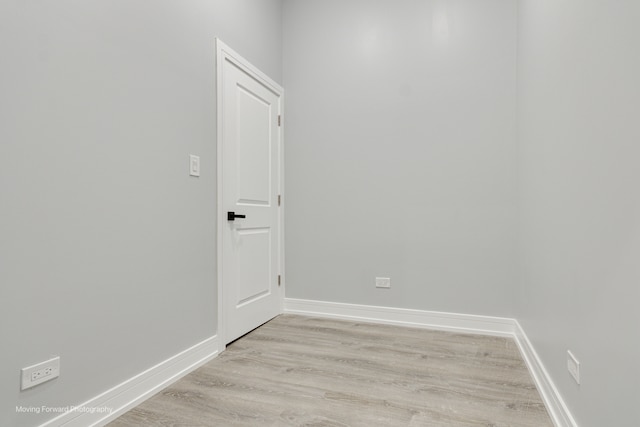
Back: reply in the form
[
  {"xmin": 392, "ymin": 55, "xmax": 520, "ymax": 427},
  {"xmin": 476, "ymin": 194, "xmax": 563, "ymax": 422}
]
[
  {"xmin": 284, "ymin": 298, "xmax": 516, "ymax": 337},
  {"xmin": 513, "ymin": 321, "xmax": 578, "ymax": 427},
  {"xmin": 284, "ymin": 298, "xmax": 577, "ymax": 427},
  {"xmin": 36, "ymin": 301, "xmax": 577, "ymax": 427},
  {"xmin": 40, "ymin": 335, "xmax": 220, "ymax": 427}
]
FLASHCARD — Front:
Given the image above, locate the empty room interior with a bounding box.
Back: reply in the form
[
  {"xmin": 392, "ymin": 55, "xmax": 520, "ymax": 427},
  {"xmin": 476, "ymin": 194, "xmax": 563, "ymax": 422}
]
[{"xmin": 1, "ymin": 0, "xmax": 638, "ymax": 426}]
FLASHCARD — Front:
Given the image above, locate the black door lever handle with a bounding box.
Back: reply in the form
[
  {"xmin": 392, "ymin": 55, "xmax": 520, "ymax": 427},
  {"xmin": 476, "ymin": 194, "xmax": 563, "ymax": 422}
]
[{"xmin": 227, "ymin": 211, "xmax": 246, "ymax": 221}]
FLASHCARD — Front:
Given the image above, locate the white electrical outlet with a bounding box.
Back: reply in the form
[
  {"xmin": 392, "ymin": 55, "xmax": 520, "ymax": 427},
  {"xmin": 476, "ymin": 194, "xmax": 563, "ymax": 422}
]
[
  {"xmin": 189, "ymin": 154, "xmax": 200, "ymax": 177},
  {"xmin": 375, "ymin": 277, "xmax": 391, "ymax": 288},
  {"xmin": 567, "ymin": 350, "xmax": 580, "ymax": 385},
  {"xmin": 21, "ymin": 357, "xmax": 60, "ymax": 390}
]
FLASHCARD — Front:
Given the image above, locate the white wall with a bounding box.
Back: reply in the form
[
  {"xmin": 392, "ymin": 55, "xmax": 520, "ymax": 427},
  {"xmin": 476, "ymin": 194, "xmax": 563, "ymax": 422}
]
[
  {"xmin": 283, "ymin": 0, "xmax": 518, "ymax": 316},
  {"xmin": 517, "ymin": 0, "xmax": 640, "ymax": 425},
  {"xmin": 0, "ymin": 1, "xmax": 282, "ymax": 426}
]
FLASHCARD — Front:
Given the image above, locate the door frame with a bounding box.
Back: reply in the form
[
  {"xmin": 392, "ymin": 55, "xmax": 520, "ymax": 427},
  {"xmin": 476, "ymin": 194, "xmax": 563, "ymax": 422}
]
[{"xmin": 215, "ymin": 39, "xmax": 285, "ymax": 350}]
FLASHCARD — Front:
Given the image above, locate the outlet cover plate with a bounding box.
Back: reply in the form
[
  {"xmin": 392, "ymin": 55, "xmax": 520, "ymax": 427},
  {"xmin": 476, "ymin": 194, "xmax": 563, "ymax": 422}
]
[
  {"xmin": 375, "ymin": 277, "xmax": 391, "ymax": 289},
  {"xmin": 567, "ymin": 350, "xmax": 580, "ymax": 385},
  {"xmin": 21, "ymin": 356, "xmax": 60, "ymax": 390}
]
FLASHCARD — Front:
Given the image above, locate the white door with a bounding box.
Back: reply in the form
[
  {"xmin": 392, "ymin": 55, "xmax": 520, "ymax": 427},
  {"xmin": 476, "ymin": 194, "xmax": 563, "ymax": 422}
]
[{"xmin": 217, "ymin": 41, "xmax": 284, "ymax": 345}]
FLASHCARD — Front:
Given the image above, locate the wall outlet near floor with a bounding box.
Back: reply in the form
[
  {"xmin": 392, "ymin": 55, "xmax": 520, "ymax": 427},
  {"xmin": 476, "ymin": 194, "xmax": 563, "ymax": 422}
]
[
  {"xmin": 567, "ymin": 350, "xmax": 580, "ymax": 385},
  {"xmin": 21, "ymin": 356, "xmax": 60, "ymax": 390},
  {"xmin": 375, "ymin": 277, "xmax": 391, "ymax": 288}
]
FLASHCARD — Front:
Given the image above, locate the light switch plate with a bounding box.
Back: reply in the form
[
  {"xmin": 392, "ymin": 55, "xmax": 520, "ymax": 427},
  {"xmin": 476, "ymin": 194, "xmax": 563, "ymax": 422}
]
[{"xmin": 189, "ymin": 155, "xmax": 200, "ymax": 177}]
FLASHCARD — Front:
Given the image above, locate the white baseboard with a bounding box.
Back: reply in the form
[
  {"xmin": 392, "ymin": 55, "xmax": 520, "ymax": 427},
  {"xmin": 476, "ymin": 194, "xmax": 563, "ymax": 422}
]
[
  {"xmin": 513, "ymin": 321, "xmax": 578, "ymax": 427},
  {"xmin": 39, "ymin": 335, "xmax": 220, "ymax": 427},
  {"xmin": 35, "ymin": 300, "xmax": 577, "ymax": 427},
  {"xmin": 284, "ymin": 298, "xmax": 577, "ymax": 427},
  {"xmin": 284, "ymin": 298, "xmax": 516, "ymax": 337}
]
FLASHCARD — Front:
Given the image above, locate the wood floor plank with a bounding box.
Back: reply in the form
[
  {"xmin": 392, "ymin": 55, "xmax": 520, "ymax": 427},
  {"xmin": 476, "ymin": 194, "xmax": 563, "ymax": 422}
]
[{"xmin": 108, "ymin": 315, "xmax": 553, "ymax": 426}]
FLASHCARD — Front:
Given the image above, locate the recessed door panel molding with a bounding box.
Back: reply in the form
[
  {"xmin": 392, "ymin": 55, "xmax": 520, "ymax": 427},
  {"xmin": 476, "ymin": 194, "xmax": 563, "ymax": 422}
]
[
  {"xmin": 236, "ymin": 84, "xmax": 272, "ymax": 205},
  {"xmin": 235, "ymin": 227, "xmax": 272, "ymax": 307},
  {"xmin": 217, "ymin": 39, "xmax": 284, "ymax": 346}
]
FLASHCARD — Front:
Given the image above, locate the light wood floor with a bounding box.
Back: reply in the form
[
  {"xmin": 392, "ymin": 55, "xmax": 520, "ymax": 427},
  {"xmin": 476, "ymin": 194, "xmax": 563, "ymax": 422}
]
[{"xmin": 109, "ymin": 315, "xmax": 553, "ymax": 426}]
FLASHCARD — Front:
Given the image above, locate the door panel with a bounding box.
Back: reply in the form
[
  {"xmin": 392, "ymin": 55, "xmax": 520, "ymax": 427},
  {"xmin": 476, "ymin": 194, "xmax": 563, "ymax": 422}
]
[
  {"xmin": 236, "ymin": 228, "xmax": 271, "ymax": 306},
  {"xmin": 236, "ymin": 86, "xmax": 272, "ymax": 205},
  {"xmin": 219, "ymin": 44, "xmax": 283, "ymax": 345}
]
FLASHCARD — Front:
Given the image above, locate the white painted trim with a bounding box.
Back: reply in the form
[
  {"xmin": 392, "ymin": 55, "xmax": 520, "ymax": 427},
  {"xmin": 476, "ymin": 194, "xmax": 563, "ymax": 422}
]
[
  {"xmin": 284, "ymin": 298, "xmax": 516, "ymax": 337},
  {"xmin": 278, "ymin": 92, "xmax": 286, "ymax": 313},
  {"xmin": 215, "ymin": 38, "xmax": 225, "ymax": 351},
  {"xmin": 216, "ymin": 38, "xmax": 285, "ymax": 348},
  {"xmin": 35, "ymin": 300, "xmax": 575, "ymax": 427},
  {"xmin": 284, "ymin": 298, "xmax": 578, "ymax": 427},
  {"xmin": 514, "ymin": 321, "xmax": 578, "ymax": 427},
  {"xmin": 39, "ymin": 335, "xmax": 219, "ymax": 427}
]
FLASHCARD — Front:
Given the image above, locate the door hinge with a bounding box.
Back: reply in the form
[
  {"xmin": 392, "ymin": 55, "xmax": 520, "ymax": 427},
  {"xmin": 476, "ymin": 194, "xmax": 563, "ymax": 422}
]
[
  {"xmin": 278, "ymin": 275, "xmax": 281, "ymax": 286},
  {"xmin": 278, "ymin": 194, "xmax": 281, "ymax": 206},
  {"xmin": 278, "ymin": 115, "xmax": 281, "ymax": 127}
]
